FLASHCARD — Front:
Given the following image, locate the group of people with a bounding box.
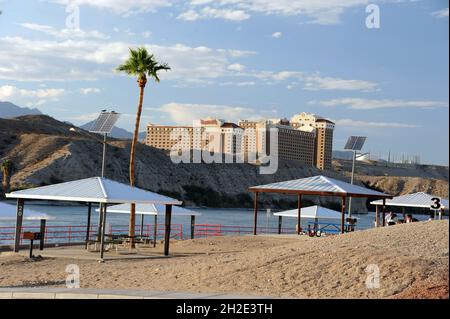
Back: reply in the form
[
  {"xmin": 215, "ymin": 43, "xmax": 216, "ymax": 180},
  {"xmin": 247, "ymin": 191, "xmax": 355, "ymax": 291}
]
[{"xmin": 385, "ymin": 212, "xmax": 418, "ymax": 226}]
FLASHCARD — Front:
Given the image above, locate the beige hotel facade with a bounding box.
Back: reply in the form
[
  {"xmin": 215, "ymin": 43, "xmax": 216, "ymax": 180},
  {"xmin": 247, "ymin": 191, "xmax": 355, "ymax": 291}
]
[{"xmin": 146, "ymin": 112, "xmax": 335, "ymax": 170}]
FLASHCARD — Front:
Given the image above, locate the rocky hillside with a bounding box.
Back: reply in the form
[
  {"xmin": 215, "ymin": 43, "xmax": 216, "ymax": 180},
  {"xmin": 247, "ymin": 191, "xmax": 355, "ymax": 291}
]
[{"xmin": 0, "ymin": 115, "xmax": 448, "ymax": 211}]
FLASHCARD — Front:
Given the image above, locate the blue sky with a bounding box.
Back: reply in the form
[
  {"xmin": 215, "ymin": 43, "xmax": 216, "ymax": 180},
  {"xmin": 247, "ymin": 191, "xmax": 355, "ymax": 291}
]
[{"xmin": 0, "ymin": 0, "xmax": 448, "ymax": 165}]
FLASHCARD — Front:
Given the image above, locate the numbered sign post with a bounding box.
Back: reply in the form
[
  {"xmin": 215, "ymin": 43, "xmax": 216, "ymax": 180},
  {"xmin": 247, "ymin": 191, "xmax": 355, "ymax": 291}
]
[{"xmin": 430, "ymin": 197, "xmax": 442, "ymax": 220}]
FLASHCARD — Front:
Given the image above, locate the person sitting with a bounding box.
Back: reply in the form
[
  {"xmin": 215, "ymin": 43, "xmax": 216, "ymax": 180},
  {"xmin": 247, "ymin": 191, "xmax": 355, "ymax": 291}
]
[
  {"xmin": 385, "ymin": 212, "xmax": 397, "ymax": 226},
  {"xmin": 405, "ymin": 214, "xmax": 413, "ymax": 223}
]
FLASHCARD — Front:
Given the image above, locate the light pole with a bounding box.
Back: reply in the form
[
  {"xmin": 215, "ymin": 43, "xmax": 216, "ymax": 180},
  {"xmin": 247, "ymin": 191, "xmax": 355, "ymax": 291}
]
[
  {"xmin": 344, "ymin": 136, "xmax": 367, "ymax": 218},
  {"xmin": 88, "ymin": 111, "xmax": 120, "ymax": 178}
]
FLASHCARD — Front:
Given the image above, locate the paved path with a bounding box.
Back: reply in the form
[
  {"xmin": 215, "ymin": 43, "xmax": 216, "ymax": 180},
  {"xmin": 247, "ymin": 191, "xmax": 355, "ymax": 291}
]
[{"xmin": 0, "ymin": 288, "xmax": 273, "ymax": 299}]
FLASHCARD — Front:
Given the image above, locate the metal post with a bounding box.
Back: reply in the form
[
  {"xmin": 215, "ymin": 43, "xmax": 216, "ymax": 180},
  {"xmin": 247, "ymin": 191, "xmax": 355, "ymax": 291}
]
[
  {"xmin": 140, "ymin": 214, "xmax": 145, "ymax": 237},
  {"xmin": 14, "ymin": 199, "xmax": 24, "ymax": 253},
  {"xmin": 297, "ymin": 194, "xmax": 302, "ymax": 235},
  {"xmin": 97, "ymin": 203, "xmax": 103, "ymax": 242},
  {"xmin": 191, "ymin": 215, "xmax": 196, "ymax": 240},
  {"xmin": 278, "ymin": 216, "xmax": 282, "ymax": 235},
  {"xmin": 253, "ymin": 192, "xmax": 259, "ymax": 235},
  {"xmin": 341, "ymin": 196, "xmax": 346, "ymax": 234},
  {"xmin": 439, "ymin": 208, "xmax": 443, "ymax": 220},
  {"xmin": 153, "ymin": 215, "xmax": 157, "ymax": 248},
  {"xmin": 375, "ymin": 205, "xmax": 379, "ymax": 227},
  {"xmin": 348, "ymin": 150, "xmax": 356, "ymax": 218},
  {"xmin": 101, "ymin": 133, "xmax": 107, "ymax": 178},
  {"xmin": 99, "ymin": 203, "xmax": 107, "ymax": 260},
  {"xmin": 382, "ymin": 199, "xmax": 386, "ymax": 227},
  {"xmin": 39, "ymin": 219, "xmax": 46, "ymax": 251},
  {"xmin": 85, "ymin": 203, "xmax": 92, "ymax": 249},
  {"xmin": 164, "ymin": 205, "xmax": 172, "ymax": 256}
]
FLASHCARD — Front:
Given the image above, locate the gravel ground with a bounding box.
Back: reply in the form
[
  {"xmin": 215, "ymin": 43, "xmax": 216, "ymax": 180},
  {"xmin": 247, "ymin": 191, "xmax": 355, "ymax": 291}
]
[{"xmin": 0, "ymin": 220, "xmax": 448, "ymax": 299}]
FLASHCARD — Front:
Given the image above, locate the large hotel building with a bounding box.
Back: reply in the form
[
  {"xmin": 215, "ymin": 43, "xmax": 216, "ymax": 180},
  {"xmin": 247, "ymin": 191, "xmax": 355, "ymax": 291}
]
[{"xmin": 146, "ymin": 112, "xmax": 335, "ymax": 170}]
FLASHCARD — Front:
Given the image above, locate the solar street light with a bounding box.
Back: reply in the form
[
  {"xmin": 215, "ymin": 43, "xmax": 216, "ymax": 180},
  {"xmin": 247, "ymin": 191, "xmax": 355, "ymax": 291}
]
[
  {"xmin": 344, "ymin": 136, "xmax": 367, "ymax": 217},
  {"xmin": 89, "ymin": 111, "xmax": 120, "ymax": 178}
]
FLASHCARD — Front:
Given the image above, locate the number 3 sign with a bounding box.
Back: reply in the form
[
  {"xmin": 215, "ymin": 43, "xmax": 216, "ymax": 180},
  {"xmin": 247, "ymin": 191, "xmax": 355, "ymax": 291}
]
[{"xmin": 430, "ymin": 197, "xmax": 442, "ymax": 210}]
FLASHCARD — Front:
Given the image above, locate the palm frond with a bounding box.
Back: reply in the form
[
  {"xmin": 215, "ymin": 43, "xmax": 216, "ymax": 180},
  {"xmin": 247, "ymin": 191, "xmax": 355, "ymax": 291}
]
[{"xmin": 116, "ymin": 47, "xmax": 171, "ymax": 84}]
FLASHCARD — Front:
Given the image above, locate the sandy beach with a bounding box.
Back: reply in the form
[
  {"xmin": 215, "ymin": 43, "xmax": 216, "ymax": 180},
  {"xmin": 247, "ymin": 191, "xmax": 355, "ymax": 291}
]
[{"xmin": 0, "ymin": 220, "xmax": 448, "ymax": 299}]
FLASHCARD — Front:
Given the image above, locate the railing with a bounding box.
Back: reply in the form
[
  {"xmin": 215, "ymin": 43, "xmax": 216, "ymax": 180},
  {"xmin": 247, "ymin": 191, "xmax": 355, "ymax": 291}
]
[
  {"xmin": 194, "ymin": 222, "xmax": 355, "ymax": 238},
  {"xmin": 0, "ymin": 224, "xmax": 184, "ymax": 246}
]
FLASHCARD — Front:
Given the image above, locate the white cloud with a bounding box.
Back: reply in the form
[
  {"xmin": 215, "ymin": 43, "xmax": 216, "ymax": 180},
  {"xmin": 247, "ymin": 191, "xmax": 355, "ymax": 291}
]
[
  {"xmin": 47, "ymin": 0, "xmax": 172, "ymax": 15},
  {"xmin": 0, "ymin": 36, "xmax": 254, "ymax": 82},
  {"xmin": 431, "ymin": 8, "xmax": 449, "ymax": 19},
  {"xmin": 182, "ymin": 0, "xmax": 396, "ymax": 25},
  {"xmin": 272, "ymin": 31, "xmax": 282, "ymax": 38},
  {"xmin": 19, "ymin": 23, "xmax": 110, "ymax": 39},
  {"xmin": 227, "ymin": 63, "xmax": 246, "ymax": 72},
  {"xmin": 80, "ymin": 88, "xmax": 101, "ymax": 94},
  {"xmin": 0, "ymin": 85, "xmax": 65, "ymax": 106},
  {"xmin": 178, "ymin": 6, "xmax": 250, "ymax": 21},
  {"xmin": 312, "ymin": 98, "xmax": 449, "ymax": 110},
  {"xmin": 142, "ymin": 31, "xmax": 152, "ymax": 38},
  {"xmin": 221, "ymin": 81, "xmax": 256, "ymax": 86},
  {"xmin": 333, "ymin": 118, "xmax": 420, "ymax": 128},
  {"xmin": 303, "ymin": 76, "xmax": 378, "ymax": 91},
  {"xmin": 147, "ymin": 102, "xmax": 262, "ymax": 125}
]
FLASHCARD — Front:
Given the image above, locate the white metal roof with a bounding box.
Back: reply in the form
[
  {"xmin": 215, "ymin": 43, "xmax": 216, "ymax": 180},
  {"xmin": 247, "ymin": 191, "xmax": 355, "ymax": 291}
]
[
  {"xmin": 371, "ymin": 192, "xmax": 449, "ymax": 209},
  {"xmin": 0, "ymin": 202, "xmax": 55, "ymax": 220},
  {"xmin": 99, "ymin": 203, "xmax": 201, "ymax": 216},
  {"xmin": 250, "ymin": 175, "xmax": 390, "ymax": 197},
  {"xmin": 273, "ymin": 205, "xmax": 347, "ymax": 220},
  {"xmin": 5, "ymin": 177, "xmax": 182, "ymax": 205}
]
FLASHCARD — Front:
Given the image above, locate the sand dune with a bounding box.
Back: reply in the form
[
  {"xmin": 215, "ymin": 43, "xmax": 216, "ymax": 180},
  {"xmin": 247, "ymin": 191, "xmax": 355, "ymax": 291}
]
[{"xmin": 0, "ymin": 220, "xmax": 448, "ymax": 298}]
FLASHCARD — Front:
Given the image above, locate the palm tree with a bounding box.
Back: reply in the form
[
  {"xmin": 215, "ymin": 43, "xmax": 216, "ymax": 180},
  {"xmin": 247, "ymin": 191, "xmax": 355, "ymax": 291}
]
[
  {"xmin": 116, "ymin": 47, "xmax": 170, "ymax": 246},
  {"xmin": 1, "ymin": 159, "xmax": 14, "ymax": 195}
]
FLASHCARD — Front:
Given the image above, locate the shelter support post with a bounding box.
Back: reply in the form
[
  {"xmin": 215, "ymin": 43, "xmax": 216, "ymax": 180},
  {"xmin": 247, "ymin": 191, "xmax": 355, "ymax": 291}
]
[
  {"xmin": 85, "ymin": 203, "xmax": 92, "ymax": 249},
  {"xmin": 253, "ymin": 192, "xmax": 259, "ymax": 235},
  {"xmin": 97, "ymin": 204, "xmax": 104, "ymax": 242},
  {"xmin": 14, "ymin": 199, "xmax": 25, "ymax": 253},
  {"xmin": 99, "ymin": 203, "xmax": 107, "ymax": 260},
  {"xmin": 191, "ymin": 215, "xmax": 196, "ymax": 240},
  {"xmin": 297, "ymin": 194, "xmax": 302, "ymax": 235},
  {"xmin": 140, "ymin": 214, "xmax": 145, "ymax": 237},
  {"xmin": 278, "ymin": 216, "xmax": 282, "ymax": 235},
  {"xmin": 375, "ymin": 205, "xmax": 379, "ymax": 227},
  {"xmin": 382, "ymin": 199, "xmax": 386, "ymax": 227},
  {"xmin": 39, "ymin": 219, "xmax": 46, "ymax": 250},
  {"xmin": 153, "ymin": 215, "xmax": 157, "ymax": 248},
  {"xmin": 341, "ymin": 196, "xmax": 346, "ymax": 234},
  {"xmin": 164, "ymin": 205, "xmax": 173, "ymax": 256}
]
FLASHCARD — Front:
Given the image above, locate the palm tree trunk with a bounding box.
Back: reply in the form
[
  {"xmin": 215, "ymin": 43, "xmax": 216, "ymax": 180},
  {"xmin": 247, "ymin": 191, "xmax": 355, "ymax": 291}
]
[
  {"xmin": 129, "ymin": 83, "xmax": 146, "ymax": 248},
  {"xmin": 1, "ymin": 168, "xmax": 10, "ymax": 194}
]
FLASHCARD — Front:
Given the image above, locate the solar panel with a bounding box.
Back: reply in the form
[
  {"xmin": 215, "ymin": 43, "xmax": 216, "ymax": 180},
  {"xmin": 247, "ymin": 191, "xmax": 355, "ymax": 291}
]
[
  {"xmin": 89, "ymin": 112, "xmax": 120, "ymax": 134},
  {"xmin": 344, "ymin": 136, "xmax": 366, "ymax": 151}
]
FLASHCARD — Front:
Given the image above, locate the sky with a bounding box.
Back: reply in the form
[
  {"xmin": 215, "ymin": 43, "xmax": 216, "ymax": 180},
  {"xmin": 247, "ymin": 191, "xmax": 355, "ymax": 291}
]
[{"xmin": 0, "ymin": 0, "xmax": 448, "ymax": 165}]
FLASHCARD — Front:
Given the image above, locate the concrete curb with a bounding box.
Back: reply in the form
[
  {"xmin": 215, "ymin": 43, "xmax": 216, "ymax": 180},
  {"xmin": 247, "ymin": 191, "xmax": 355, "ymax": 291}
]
[{"xmin": 0, "ymin": 288, "xmax": 273, "ymax": 299}]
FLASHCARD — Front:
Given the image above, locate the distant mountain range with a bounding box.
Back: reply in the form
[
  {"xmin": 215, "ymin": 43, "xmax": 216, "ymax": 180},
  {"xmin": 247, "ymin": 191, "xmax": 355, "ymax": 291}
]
[
  {"xmin": 0, "ymin": 101, "xmax": 42, "ymax": 118},
  {"xmin": 0, "ymin": 101, "xmax": 145, "ymax": 140}
]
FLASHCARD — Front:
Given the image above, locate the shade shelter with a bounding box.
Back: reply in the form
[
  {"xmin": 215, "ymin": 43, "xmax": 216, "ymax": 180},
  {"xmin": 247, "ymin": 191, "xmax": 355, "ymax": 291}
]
[
  {"xmin": 371, "ymin": 192, "xmax": 449, "ymax": 222},
  {"xmin": 249, "ymin": 175, "xmax": 392, "ymax": 235},
  {"xmin": 274, "ymin": 205, "xmax": 348, "ymax": 234},
  {"xmin": 6, "ymin": 177, "xmax": 181, "ymax": 260},
  {"xmin": 101, "ymin": 203, "xmax": 201, "ymax": 241}
]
